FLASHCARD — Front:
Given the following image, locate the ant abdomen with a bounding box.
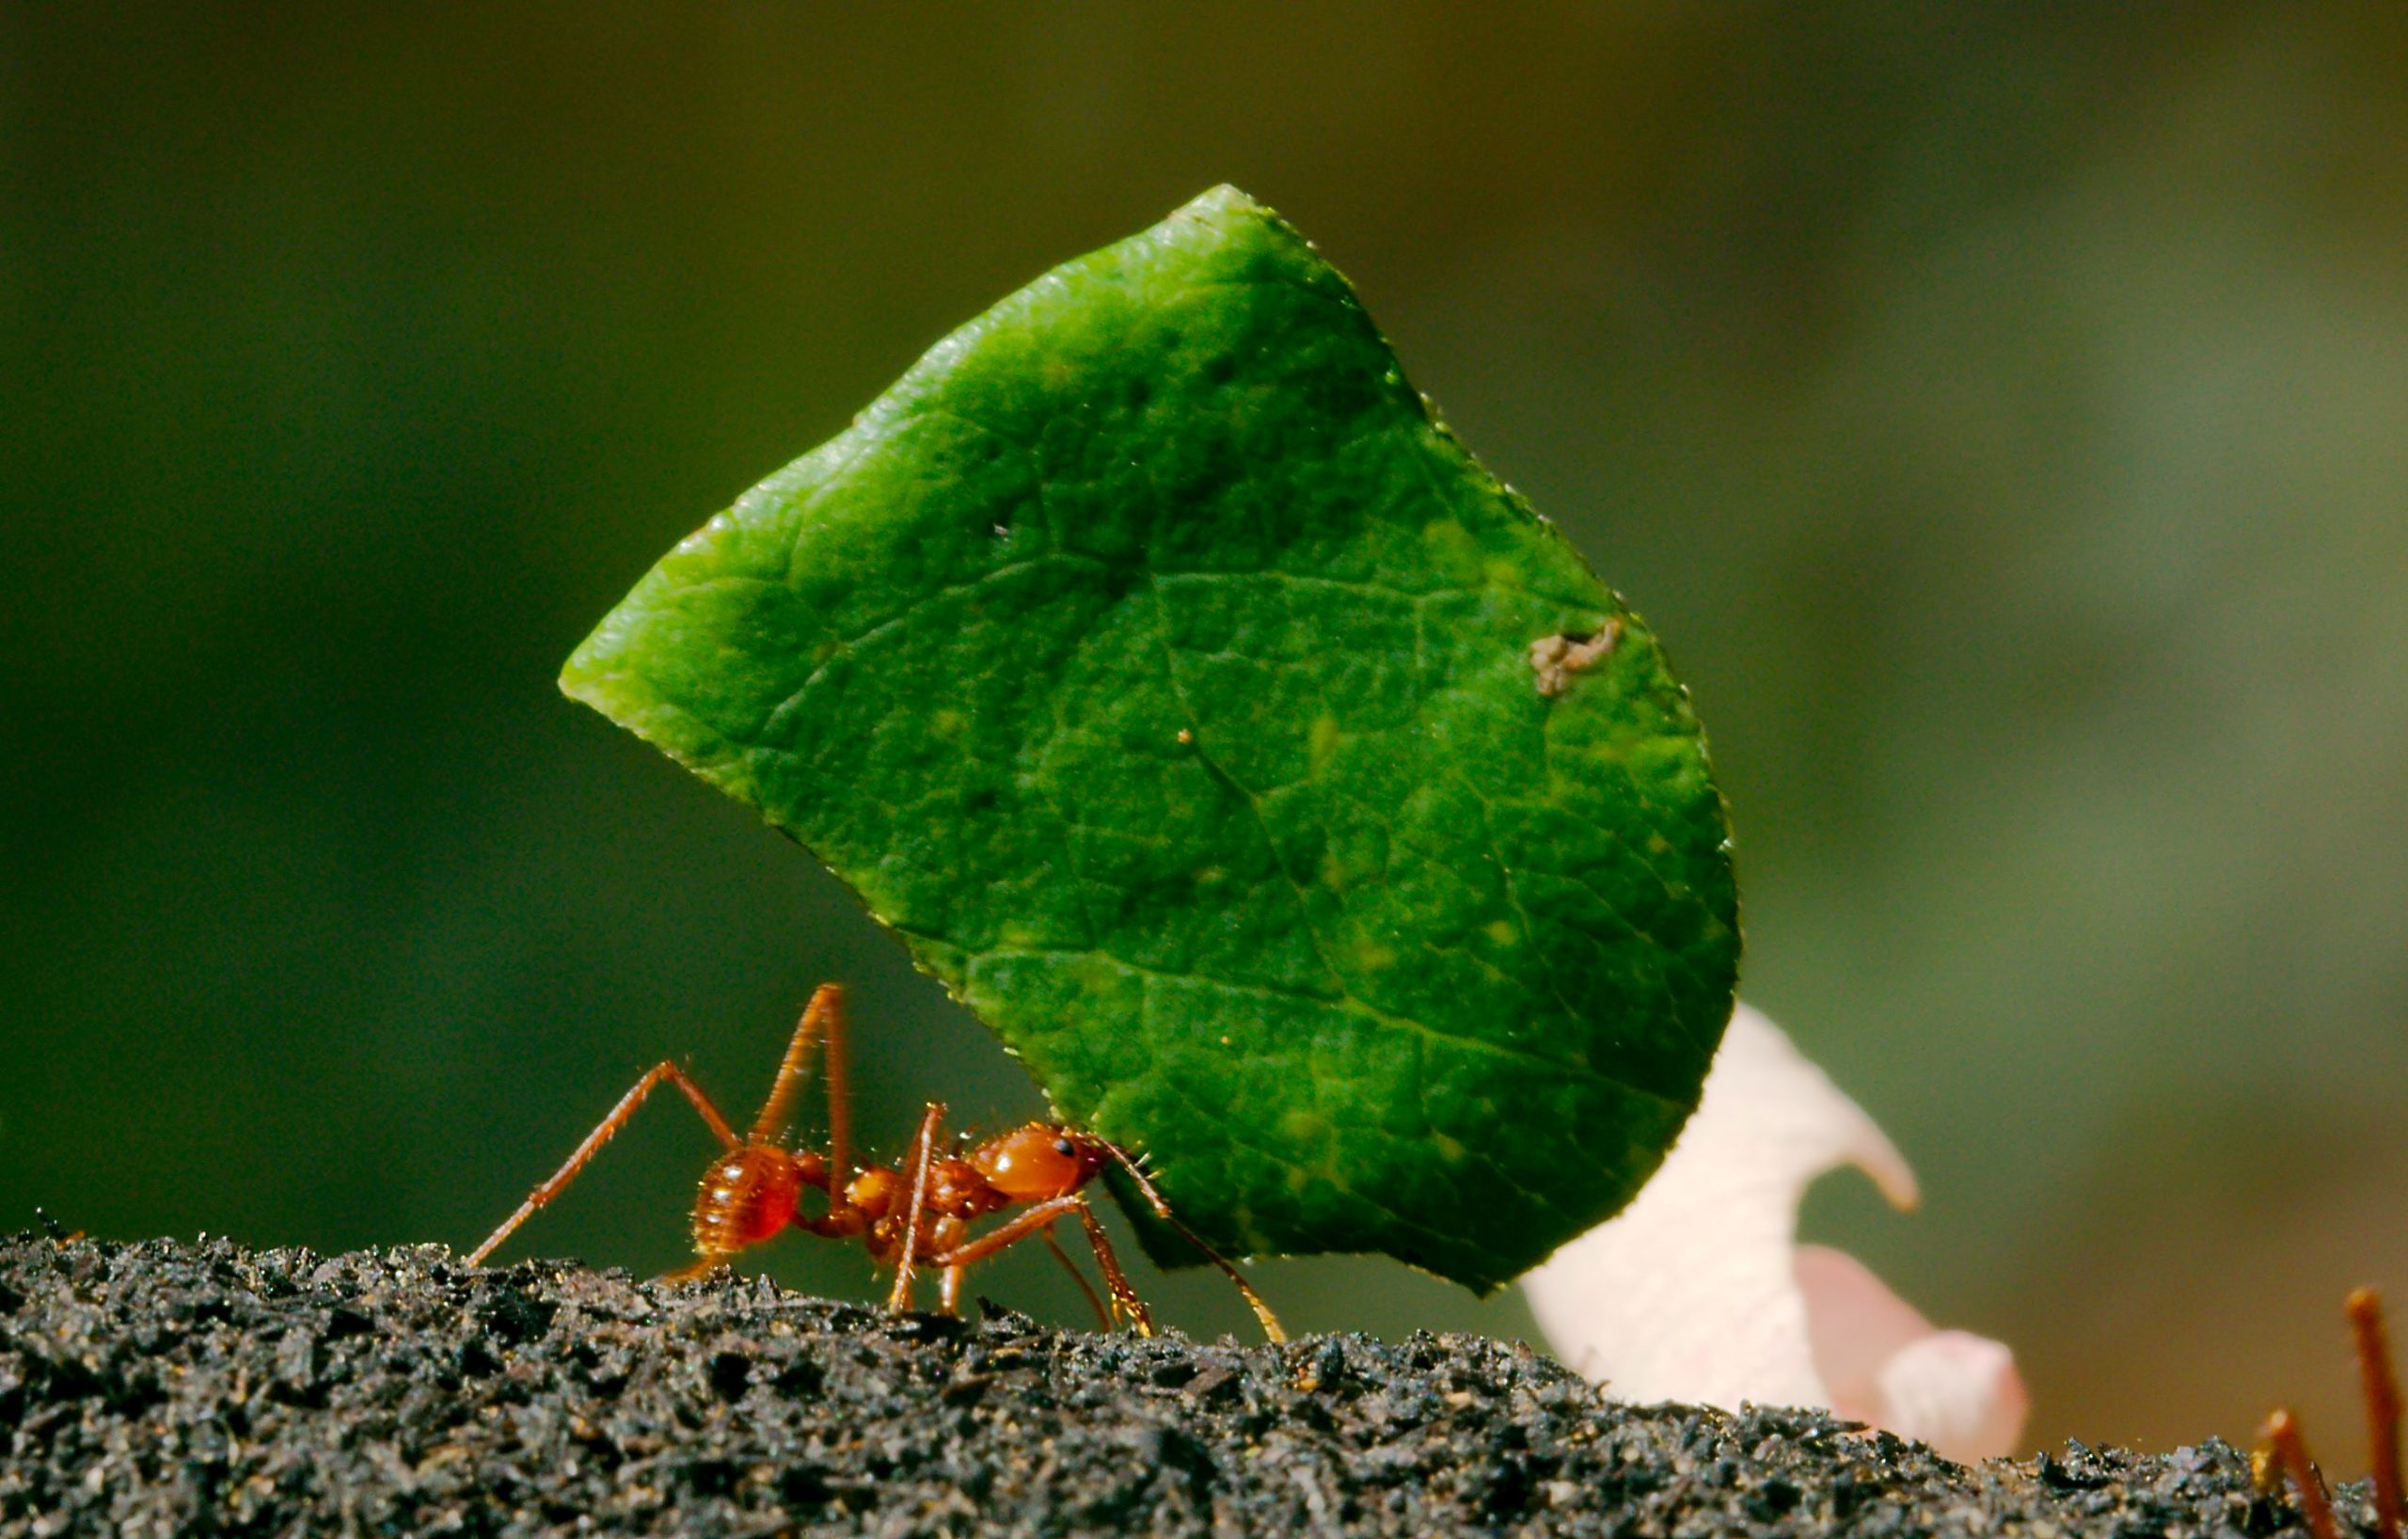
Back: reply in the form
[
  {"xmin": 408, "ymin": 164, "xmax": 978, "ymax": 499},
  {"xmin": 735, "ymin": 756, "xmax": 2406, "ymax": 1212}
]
[{"xmin": 692, "ymin": 1146, "xmax": 800, "ymax": 1254}]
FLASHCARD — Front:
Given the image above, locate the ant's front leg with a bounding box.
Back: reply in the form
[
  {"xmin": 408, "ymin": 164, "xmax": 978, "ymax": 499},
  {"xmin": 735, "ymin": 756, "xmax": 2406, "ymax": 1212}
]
[
  {"xmin": 1095, "ymin": 1140, "xmax": 1285, "ymax": 1342},
  {"xmin": 926, "ymin": 1196, "xmax": 1155, "ymax": 1337}
]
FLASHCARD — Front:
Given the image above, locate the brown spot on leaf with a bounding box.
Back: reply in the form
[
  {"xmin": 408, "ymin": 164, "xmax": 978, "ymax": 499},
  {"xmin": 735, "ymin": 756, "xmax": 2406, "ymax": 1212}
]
[{"xmin": 1528, "ymin": 622, "xmax": 1622, "ymax": 698}]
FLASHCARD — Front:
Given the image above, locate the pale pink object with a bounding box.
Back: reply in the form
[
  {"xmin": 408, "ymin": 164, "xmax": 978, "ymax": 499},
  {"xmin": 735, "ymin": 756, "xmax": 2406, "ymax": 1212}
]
[{"xmin": 1521, "ymin": 1004, "xmax": 2028, "ymax": 1463}]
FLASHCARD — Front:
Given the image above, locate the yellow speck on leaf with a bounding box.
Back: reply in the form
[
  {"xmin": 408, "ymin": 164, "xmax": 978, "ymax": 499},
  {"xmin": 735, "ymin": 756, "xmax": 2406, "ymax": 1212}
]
[{"xmin": 1308, "ymin": 715, "xmax": 1343, "ymax": 770}]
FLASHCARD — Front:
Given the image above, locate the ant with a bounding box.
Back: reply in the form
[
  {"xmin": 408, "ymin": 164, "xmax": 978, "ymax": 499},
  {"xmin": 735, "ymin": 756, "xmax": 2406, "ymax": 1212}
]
[
  {"xmin": 467, "ymin": 983, "xmax": 1286, "ymax": 1342},
  {"xmin": 2258, "ymin": 1287, "xmax": 2402, "ymax": 1539}
]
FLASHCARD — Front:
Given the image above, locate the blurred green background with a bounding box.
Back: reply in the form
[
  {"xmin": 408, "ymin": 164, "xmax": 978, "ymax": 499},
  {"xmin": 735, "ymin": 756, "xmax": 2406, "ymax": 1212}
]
[{"xmin": 8, "ymin": 5, "xmax": 2405, "ymax": 1456}]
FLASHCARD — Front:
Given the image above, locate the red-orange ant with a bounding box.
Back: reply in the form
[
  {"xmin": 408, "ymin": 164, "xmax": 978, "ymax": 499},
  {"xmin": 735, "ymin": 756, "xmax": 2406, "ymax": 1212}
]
[
  {"xmin": 467, "ymin": 983, "xmax": 1286, "ymax": 1342},
  {"xmin": 2258, "ymin": 1287, "xmax": 2403, "ymax": 1539}
]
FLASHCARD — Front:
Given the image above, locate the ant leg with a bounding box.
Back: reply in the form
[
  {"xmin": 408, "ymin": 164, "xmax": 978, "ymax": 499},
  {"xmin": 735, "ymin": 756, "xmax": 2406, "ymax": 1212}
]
[
  {"xmin": 925, "ymin": 1196, "xmax": 1079, "ymax": 1263},
  {"xmin": 659, "ymin": 1253, "xmax": 737, "ymax": 1285},
  {"xmin": 746, "ymin": 984, "xmax": 841, "ymax": 1147},
  {"xmin": 36, "ymin": 1210, "xmax": 87, "ymax": 1247},
  {"xmin": 940, "ymin": 1265, "xmax": 963, "ymax": 1316},
  {"xmin": 1042, "ymin": 1230, "xmax": 1113, "ymax": 1331},
  {"xmin": 467, "ymin": 1061, "xmax": 741, "ymax": 1266},
  {"xmin": 885, "ymin": 1102, "xmax": 947, "ymax": 1314},
  {"xmin": 2262, "ymin": 1409, "xmax": 2342, "ymax": 1539},
  {"xmin": 1072, "ymin": 1201, "xmax": 1154, "ymax": 1338},
  {"xmin": 1097, "ymin": 1142, "xmax": 1287, "ymax": 1343},
  {"xmin": 820, "ymin": 986, "xmax": 854, "ymax": 1198},
  {"xmin": 920, "ymin": 1213, "xmax": 1116, "ymax": 1330},
  {"xmin": 924, "ymin": 1197, "xmax": 1153, "ymax": 1336},
  {"xmin": 2352, "ymin": 1288, "xmax": 2404, "ymax": 1539}
]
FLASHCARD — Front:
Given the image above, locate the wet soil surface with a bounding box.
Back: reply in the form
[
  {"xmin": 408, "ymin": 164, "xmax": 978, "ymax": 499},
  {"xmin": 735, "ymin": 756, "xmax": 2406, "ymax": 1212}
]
[{"xmin": 0, "ymin": 1234, "xmax": 2353, "ymax": 1537}]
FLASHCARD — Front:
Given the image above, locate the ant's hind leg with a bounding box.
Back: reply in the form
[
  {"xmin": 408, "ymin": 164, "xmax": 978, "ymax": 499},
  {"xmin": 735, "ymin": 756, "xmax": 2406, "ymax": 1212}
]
[
  {"xmin": 745, "ymin": 985, "xmax": 847, "ymax": 1167},
  {"xmin": 659, "ymin": 1252, "xmax": 737, "ymax": 1285},
  {"xmin": 467, "ymin": 1061, "xmax": 741, "ymax": 1267}
]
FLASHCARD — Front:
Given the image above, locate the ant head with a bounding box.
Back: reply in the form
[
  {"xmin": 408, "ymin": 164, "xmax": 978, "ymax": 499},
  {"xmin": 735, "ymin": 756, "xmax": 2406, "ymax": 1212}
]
[{"xmin": 971, "ymin": 1123, "xmax": 1106, "ymax": 1201}]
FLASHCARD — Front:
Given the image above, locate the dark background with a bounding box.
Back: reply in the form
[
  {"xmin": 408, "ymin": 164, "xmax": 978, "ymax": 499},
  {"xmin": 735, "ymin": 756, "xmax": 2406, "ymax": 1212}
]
[{"xmin": 7, "ymin": 5, "xmax": 2405, "ymax": 1454}]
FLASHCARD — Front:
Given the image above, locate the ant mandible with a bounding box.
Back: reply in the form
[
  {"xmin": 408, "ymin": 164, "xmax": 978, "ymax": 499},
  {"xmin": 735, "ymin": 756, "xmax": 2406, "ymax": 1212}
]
[{"xmin": 466, "ymin": 983, "xmax": 1287, "ymax": 1342}]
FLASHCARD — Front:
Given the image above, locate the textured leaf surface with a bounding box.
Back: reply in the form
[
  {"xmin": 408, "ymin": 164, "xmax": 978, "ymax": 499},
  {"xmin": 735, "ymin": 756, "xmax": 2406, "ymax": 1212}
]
[{"xmin": 563, "ymin": 187, "xmax": 1737, "ymax": 1292}]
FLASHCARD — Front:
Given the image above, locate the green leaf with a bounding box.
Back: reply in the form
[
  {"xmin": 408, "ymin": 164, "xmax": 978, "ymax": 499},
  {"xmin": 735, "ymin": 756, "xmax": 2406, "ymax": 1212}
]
[{"xmin": 562, "ymin": 186, "xmax": 1738, "ymax": 1293}]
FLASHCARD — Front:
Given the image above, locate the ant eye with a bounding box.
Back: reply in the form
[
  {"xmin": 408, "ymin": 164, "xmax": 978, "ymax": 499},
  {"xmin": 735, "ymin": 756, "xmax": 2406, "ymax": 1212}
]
[{"xmin": 1053, "ymin": 1137, "xmax": 1076, "ymax": 1158}]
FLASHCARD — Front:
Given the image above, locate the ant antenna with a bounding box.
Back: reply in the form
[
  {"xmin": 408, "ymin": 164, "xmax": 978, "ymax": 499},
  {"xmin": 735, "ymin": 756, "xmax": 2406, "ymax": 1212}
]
[{"xmin": 1100, "ymin": 1140, "xmax": 1287, "ymax": 1343}]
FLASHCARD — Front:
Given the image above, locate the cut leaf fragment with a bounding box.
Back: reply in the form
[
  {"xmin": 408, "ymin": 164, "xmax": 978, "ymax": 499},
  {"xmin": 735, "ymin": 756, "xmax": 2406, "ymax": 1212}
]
[{"xmin": 562, "ymin": 186, "xmax": 1738, "ymax": 1292}]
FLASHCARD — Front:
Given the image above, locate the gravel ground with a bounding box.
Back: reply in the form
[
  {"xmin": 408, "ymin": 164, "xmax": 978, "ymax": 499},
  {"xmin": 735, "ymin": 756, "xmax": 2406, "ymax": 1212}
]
[{"xmin": 0, "ymin": 1233, "xmax": 2357, "ymax": 1538}]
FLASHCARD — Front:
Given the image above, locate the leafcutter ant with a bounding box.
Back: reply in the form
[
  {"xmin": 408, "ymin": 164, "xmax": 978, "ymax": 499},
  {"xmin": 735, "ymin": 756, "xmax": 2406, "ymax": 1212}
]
[
  {"xmin": 467, "ymin": 984, "xmax": 1286, "ymax": 1342},
  {"xmin": 2258, "ymin": 1287, "xmax": 2402, "ymax": 1539}
]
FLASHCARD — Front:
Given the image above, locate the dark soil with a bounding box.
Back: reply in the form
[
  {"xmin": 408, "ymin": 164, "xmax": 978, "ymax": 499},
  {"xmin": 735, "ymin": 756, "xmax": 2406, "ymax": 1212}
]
[{"xmin": 0, "ymin": 1234, "xmax": 2353, "ymax": 1537}]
